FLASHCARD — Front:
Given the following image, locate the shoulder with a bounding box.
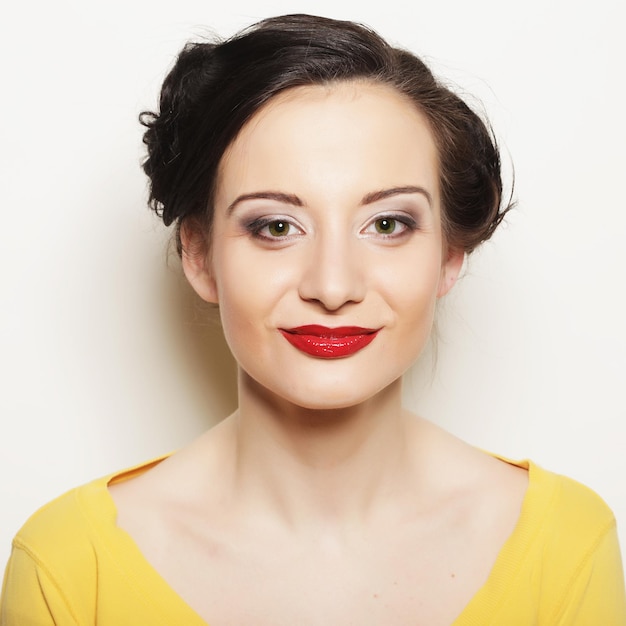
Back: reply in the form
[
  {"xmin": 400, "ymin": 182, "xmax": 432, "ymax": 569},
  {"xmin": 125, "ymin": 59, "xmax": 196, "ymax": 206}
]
[
  {"xmin": 3, "ymin": 477, "xmax": 109, "ymax": 624},
  {"xmin": 493, "ymin": 457, "xmax": 618, "ymax": 574},
  {"xmin": 521, "ymin": 462, "xmax": 626, "ymax": 621},
  {"xmin": 528, "ymin": 462, "xmax": 621, "ymax": 583},
  {"xmin": 13, "ymin": 477, "xmax": 108, "ymax": 570},
  {"xmin": 524, "ymin": 461, "xmax": 616, "ymax": 542},
  {"xmin": 10, "ymin": 454, "xmax": 170, "ymax": 584},
  {"xmin": 2, "ymin": 455, "xmax": 180, "ymax": 624},
  {"xmin": 460, "ymin": 457, "xmax": 626, "ymax": 623}
]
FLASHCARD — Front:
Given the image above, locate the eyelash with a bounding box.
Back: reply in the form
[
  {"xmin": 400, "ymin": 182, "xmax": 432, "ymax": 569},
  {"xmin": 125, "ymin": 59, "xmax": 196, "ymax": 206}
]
[
  {"xmin": 245, "ymin": 217, "xmax": 304, "ymax": 242},
  {"xmin": 361, "ymin": 213, "xmax": 419, "ymax": 238},
  {"xmin": 243, "ymin": 213, "xmax": 419, "ymax": 243}
]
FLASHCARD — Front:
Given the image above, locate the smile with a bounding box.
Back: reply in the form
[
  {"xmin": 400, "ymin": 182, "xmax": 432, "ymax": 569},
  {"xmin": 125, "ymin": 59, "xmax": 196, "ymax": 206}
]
[{"xmin": 279, "ymin": 325, "xmax": 380, "ymax": 358}]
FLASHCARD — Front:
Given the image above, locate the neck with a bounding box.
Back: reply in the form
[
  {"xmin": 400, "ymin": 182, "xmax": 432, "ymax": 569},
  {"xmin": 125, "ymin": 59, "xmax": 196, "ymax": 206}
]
[{"xmin": 228, "ymin": 370, "xmax": 420, "ymax": 528}]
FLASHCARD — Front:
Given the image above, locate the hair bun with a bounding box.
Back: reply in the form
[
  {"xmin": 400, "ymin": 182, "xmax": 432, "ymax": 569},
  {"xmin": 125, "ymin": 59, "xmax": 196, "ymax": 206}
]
[{"xmin": 140, "ymin": 42, "xmax": 219, "ymax": 226}]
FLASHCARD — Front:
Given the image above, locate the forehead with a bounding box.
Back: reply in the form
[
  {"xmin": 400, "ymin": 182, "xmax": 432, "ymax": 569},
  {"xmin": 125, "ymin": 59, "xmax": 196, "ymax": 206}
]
[{"xmin": 216, "ymin": 81, "xmax": 440, "ymax": 208}]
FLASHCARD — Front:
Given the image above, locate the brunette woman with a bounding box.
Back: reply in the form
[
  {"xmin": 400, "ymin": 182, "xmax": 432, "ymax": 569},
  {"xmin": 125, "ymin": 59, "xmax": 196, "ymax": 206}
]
[{"xmin": 2, "ymin": 14, "xmax": 624, "ymax": 625}]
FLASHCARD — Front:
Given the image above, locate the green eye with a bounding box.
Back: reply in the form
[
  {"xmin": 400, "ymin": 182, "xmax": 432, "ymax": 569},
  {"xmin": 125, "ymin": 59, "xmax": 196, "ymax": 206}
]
[
  {"xmin": 374, "ymin": 218, "xmax": 396, "ymax": 234},
  {"xmin": 268, "ymin": 221, "xmax": 290, "ymax": 237}
]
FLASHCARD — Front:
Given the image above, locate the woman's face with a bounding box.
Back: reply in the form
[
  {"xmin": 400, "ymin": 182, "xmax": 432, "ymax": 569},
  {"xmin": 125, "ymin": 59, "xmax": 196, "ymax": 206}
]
[{"xmin": 185, "ymin": 82, "xmax": 463, "ymax": 409}]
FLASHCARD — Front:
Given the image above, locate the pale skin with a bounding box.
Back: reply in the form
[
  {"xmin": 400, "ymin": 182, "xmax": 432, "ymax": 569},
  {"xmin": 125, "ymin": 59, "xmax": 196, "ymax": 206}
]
[{"xmin": 111, "ymin": 82, "xmax": 528, "ymax": 625}]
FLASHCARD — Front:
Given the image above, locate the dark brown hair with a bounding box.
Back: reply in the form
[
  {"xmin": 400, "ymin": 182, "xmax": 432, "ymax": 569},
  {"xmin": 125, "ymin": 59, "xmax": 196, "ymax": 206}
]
[{"xmin": 141, "ymin": 14, "xmax": 512, "ymax": 254}]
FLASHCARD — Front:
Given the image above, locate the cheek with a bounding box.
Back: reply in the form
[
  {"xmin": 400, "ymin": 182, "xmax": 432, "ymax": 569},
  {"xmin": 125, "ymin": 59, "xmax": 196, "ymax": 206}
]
[
  {"xmin": 378, "ymin": 243, "xmax": 443, "ymax": 310},
  {"xmin": 211, "ymin": 244, "xmax": 291, "ymax": 351},
  {"xmin": 215, "ymin": 247, "xmax": 293, "ymax": 306},
  {"xmin": 376, "ymin": 245, "xmax": 442, "ymax": 361}
]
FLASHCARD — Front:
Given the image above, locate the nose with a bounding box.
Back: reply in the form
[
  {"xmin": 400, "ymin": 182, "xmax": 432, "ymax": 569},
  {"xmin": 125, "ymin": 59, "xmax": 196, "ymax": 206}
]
[{"xmin": 298, "ymin": 232, "xmax": 366, "ymax": 311}]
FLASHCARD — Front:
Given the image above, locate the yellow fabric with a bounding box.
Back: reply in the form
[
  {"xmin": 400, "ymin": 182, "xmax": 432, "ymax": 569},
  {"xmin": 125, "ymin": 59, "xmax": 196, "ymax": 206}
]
[{"xmin": 1, "ymin": 456, "xmax": 625, "ymax": 625}]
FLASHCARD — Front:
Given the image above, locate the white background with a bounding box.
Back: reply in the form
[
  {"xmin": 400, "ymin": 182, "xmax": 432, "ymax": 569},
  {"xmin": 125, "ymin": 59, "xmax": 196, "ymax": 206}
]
[{"xmin": 1, "ymin": 0, "xmax": 625, "ymax": 577}]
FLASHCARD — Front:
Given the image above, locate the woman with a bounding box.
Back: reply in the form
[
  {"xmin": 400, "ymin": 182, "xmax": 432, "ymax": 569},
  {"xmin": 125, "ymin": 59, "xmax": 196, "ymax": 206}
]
[{"xmin": 2, "ymin": 14, "xmax": 624, "ymax": 625}]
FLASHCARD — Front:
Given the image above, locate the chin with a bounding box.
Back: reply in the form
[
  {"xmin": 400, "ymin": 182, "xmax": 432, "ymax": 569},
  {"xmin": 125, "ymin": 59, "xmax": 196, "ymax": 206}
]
[
  {"xmin": 286, "ymin": 394, "xmax": 373, "ymax": 411},
  {"xmin": 250, "ymin": 372, "xmax": 401, "ymax": 413},
  {"xmin": 237, "ymin": 347, "xmax": 411, "ymax": 414}
]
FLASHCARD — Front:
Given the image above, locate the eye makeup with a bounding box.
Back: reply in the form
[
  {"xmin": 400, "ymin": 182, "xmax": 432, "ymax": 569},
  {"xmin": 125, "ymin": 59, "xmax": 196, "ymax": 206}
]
[
  {"xmin": 243, "ymin": 215, "xmax": 305, "ymax": 243},
  {"xmin": 361, "ymin": 212, "xmax": 419, "ymax": 238}
]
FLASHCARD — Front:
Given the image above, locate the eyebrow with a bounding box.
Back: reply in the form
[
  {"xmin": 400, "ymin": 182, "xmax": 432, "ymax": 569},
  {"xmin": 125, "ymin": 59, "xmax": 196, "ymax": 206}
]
[
  {"xmin": 226, "ymin": 192, "xmax": 303, "ymax": 215},
  {"xmin": 361, "ymin": 186, "xmax": 433, "ymax": 208},
  {"xmin": 226, "ymin": 185, "xmax": 432, "ymax": 215}
]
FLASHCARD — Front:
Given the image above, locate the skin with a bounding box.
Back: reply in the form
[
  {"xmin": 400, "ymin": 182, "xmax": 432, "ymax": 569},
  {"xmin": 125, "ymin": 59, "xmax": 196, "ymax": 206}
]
[{"xmin": 111, "ymin": 82, "xmax": 528, "ymax": 625}]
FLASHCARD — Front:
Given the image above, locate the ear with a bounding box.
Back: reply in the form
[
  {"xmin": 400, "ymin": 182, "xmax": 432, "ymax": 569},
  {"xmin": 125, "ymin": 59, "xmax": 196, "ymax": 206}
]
[
  {"xmin": 437, "ymin": 247, "xmax": 465, "ymax": 298},
  {"xmin": 180, "ymin": 222, "xmax": 219, "ymax": 304}
]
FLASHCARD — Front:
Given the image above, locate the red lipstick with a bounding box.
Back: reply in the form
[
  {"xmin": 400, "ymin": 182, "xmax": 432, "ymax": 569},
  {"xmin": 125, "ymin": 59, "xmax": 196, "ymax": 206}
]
[{"xmin": 279, "ymin": 325, "xmax": 379, "ymax": 358}]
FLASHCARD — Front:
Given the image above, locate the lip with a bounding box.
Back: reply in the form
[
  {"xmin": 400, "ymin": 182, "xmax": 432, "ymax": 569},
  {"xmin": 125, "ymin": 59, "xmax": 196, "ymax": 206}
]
[{"xmin": 279, "ymin": 325, "xmax": 380, "ymax": 358}]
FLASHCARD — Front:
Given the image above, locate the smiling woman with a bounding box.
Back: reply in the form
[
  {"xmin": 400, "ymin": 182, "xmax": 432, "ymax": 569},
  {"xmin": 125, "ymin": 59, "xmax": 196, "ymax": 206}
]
[
  {"xmin": 186, "ymin": 82, "xmax": 458, "ymax": 412},
  {"xmin": 1, "ymin": 13, "xmax": 625, "ymax": 626}
]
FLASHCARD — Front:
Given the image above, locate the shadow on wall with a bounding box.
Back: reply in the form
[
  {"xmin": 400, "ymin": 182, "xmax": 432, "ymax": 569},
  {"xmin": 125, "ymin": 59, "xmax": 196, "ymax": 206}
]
[{"xmin": 162, "ymin": 250, "xmax": 238, "ymax": 426}]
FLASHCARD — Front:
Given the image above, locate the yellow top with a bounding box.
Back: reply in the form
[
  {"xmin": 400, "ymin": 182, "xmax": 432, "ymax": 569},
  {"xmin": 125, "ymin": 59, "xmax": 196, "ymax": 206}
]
[{"xmin": 2, "ymin": 455, "xmax": 625, "ymax": 625}]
